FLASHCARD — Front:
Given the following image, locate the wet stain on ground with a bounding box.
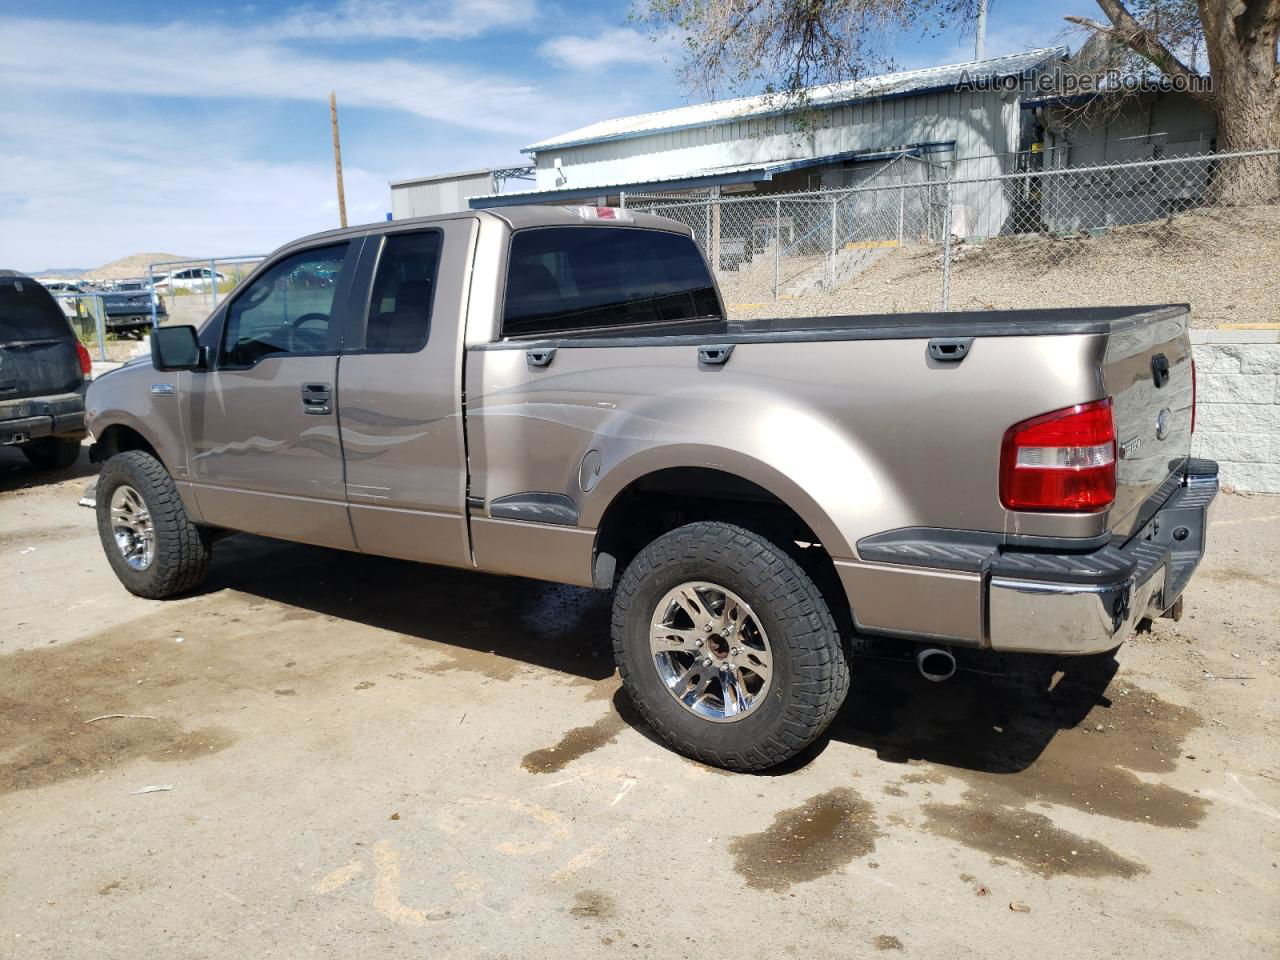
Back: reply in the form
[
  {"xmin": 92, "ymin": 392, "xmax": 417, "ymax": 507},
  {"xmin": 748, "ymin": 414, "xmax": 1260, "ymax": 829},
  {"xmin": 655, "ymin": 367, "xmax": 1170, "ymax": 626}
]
[
  {"xmin": 922, "ymin": 795, "xmax": 1146, "ymax": 878},
  {"xmin": 521, "ymin": 711, "xmax": 626, "ymax": 774},
  {"xmin": 569, "ymin": 890, "xmax": 616, "ymax": 920},
  {"xmin": 729, "ymin": 787, "xmax": 879, "ymax": 891},
  {"xmin": 832, "ymin": 655, "xmax": 1207, "ymax": 828},
  {"xmin": 0, "ymin": 636, "xmax": 235, "ymax": 796},
  {"xmin": 1205, "ymin": 566, "xmax": 1280, "ymax": 591},
  {"xmin": 873, "ymin": 935, "xmax": 904, "ymax": 951},
  {"xmin": 882, "ymin": 784, "xmax": 907, "ymax": 797}
]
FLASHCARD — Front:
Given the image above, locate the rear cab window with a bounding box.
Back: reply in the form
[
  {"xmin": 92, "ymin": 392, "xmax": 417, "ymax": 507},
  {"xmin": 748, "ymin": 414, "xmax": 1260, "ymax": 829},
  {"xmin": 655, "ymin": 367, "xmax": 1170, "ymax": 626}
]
[
  {"xmin": 0, "ymin": 277, "xmax": 74, "ymax": 342},
  {"xmin": 502, "ymin": 226, "xmax": 721, "ymax": 339}
]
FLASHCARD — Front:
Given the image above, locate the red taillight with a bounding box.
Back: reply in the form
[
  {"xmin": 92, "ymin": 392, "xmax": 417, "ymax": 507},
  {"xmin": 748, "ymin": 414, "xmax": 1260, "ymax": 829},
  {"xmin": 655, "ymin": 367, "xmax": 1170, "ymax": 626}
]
[
  {"xmin": 1000, "ymin": 398, "xmax": 1116, "ymax": 512},
  {"xmin": 75, "ymin": 341, "xmax": 92, "ymax": 376},
  {"xmin": 1190, "ymin": 359, "xmax": 1197, "ymax": 434}
]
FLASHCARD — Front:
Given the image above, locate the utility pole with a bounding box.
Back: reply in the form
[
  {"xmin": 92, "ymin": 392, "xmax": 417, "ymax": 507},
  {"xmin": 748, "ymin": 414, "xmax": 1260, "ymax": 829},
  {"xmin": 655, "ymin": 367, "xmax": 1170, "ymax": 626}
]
[
  {"xmin": 974, "ymin": 0, "xmax": 987, "ymax": 60},
  {"xmin": 329, "ymin": 91, "xmax": 348, "ymax": 228}
]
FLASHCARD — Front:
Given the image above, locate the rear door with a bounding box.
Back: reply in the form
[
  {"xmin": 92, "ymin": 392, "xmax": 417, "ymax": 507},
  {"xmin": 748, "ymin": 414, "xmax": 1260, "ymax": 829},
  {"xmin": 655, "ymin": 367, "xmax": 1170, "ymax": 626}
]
[
  {"xmin": 187, "ymin": 240, "xmax": 361, "ymax": 549},
  {"xmin": 336, "ymin": 219, "xmax": 476, "ymax": 567},
  {"xmin": 0, "ymin": 276, "xmax": 81, "ymax": 402},
  {"xmin": 1103, "ymin": 307, "xmax": 1195, "ymax": 538}
]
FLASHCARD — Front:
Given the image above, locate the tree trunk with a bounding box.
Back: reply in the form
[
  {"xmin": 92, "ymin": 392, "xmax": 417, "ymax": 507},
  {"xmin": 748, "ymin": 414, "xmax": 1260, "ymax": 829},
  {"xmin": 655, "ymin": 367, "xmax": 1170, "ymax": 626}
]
[
  {"xmin": 1199, "ymin": 0, "xmax": 1280, "ymax": 204},
  {"xmin": 1207, "ymin": 65, "xmax": 1280, "ymax": 204}
]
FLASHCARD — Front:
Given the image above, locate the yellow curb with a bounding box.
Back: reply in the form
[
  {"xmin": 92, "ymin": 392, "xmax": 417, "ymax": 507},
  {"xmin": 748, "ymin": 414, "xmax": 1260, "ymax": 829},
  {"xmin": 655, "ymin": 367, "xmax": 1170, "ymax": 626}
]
[
  {"xmin": 1219, "ymin": 323, "xmax": 1280, "ymax": 329},
  {"xmin": 843, "ymin": 240, "xmax": 901, "ymax": 250}
]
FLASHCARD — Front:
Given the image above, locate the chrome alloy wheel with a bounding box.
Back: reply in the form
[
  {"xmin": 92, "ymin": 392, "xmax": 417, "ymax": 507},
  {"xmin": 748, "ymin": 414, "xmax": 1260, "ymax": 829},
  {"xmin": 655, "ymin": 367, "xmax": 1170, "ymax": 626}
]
[
  {"xmin": 109, "ymin": 484, "xmax": 155, "ymax": 571},
  {"xmin": 649, "ymin": 581, "xmax": 773, "ymax": 722}
]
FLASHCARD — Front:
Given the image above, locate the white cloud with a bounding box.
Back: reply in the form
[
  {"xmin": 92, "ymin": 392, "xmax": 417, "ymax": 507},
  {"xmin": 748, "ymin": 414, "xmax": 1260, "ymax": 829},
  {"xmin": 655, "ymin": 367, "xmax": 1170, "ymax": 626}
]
[
  {"xmin": 275, "ymin": 0, "xmax": 539, "ymax": 43},
  {"xmin": 539, "ymin": 26, "xmax": 680, "ymax": 71},
  {"xmin": 0, "ymin": 17, "xmax": 549, "ymax": 137}
]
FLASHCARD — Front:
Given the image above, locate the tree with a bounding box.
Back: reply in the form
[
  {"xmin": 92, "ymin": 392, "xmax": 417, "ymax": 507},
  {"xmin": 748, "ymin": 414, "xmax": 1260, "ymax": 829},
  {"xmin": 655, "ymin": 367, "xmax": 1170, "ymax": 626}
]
[
  {"xmin": 1065, "ymin": 0, "xmax": 1279, "ymax": 201},
  {"xmin": 634, "ymin": 0, "xmax": 984, "ymax": 101}
]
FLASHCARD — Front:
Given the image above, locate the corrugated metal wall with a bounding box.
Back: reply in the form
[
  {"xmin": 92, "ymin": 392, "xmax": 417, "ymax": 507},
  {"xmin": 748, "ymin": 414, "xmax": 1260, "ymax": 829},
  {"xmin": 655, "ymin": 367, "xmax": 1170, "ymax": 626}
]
[
  {"xmin": 391, "ymin": 172, "xmax": 495, "ymax": 219},
  {"xmin": 533, "ymin": 89, "xmax": 1022, "ymax": 235}
]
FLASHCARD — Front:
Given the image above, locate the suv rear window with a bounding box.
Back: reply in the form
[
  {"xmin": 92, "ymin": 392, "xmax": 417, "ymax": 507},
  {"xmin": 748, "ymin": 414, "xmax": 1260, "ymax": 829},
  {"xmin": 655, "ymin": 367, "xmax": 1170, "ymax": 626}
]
[
  {"xmin": 0, "ymin": 278, "xmax": 72, "ymax": 342},
  {"xmin": 502, "ymin": 226, "xmax": 721, "ymax": 338}
]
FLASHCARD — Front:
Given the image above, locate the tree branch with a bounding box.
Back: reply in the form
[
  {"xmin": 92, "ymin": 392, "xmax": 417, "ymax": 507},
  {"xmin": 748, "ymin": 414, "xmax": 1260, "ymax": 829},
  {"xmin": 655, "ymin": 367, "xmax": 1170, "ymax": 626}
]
[{"xmin": 1068, "ymin": 0, "xmax": 1209, "ymax": 100}]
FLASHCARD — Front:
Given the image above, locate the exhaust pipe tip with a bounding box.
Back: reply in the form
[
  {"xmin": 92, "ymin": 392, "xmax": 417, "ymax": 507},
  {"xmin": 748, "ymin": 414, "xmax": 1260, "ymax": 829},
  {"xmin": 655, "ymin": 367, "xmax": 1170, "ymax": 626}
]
[{"xmin": 916, "ymin": 646, "xmax": 956, "ymax": 683}]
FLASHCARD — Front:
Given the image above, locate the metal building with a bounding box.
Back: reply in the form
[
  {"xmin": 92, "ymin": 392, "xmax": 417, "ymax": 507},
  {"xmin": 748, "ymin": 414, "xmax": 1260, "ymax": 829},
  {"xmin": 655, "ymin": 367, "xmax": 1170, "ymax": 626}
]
[
  {"xmin": 390, "ymin": 169, "xmax": 498, "ymax": 219},
  {"xmin": 469, "ymin": 48, "xmax": 1068, "ymax": 236}
]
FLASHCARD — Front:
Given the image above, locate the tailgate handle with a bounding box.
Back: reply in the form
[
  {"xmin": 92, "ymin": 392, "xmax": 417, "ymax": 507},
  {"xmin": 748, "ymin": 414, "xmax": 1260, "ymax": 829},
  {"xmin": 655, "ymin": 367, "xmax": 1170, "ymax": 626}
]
[
  {"xmin": 928, "ymin": 337, "xmax": 973, "ymax": 362},
  {"xmin": 1151, "ymin": 353, "xmax": 1170, "ymax": 388},
  {"xmin": 697, "ymin": 344, "xmax": 734, "ymax": 366},
  {"xmin": 526, "ymin": 348, "xmax": 557, "ymax": 368}
]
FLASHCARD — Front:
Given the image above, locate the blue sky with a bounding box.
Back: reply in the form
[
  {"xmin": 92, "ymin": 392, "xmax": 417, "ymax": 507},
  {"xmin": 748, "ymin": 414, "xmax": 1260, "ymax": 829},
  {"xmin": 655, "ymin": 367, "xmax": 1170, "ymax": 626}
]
[{"xmin": 0, "ymin": 0, "xmax": 1092, "ymax": 271}]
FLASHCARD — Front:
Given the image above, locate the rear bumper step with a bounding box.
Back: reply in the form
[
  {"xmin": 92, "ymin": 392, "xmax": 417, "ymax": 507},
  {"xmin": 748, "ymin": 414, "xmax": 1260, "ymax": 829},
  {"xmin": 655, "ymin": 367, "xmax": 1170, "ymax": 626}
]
[{"xmin": 988, "ymin": 470, "xmax": 1218, "ymax": 654}]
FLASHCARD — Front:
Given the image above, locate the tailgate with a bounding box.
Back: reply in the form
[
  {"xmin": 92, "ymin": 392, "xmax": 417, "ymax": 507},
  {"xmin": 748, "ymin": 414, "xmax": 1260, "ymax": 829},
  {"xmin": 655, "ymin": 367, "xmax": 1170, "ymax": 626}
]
[
  {"xmin": 0, "ymin": 340, "xmax": 82, "ymax": 402},
  {"xmin": 1103, "ymin": 306, "xmax": 1194, "ymax": 538}
]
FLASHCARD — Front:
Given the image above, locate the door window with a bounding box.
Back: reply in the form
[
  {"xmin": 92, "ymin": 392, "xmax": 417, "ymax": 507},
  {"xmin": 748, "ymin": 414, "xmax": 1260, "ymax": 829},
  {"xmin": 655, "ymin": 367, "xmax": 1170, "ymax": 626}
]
[
  {"xmin": 220, "ymin": 243, "xmax": 349, "ymax": 367},
  {"xmin": 363, "ymin": 230, "xmax": 442, "ymax": 353}
]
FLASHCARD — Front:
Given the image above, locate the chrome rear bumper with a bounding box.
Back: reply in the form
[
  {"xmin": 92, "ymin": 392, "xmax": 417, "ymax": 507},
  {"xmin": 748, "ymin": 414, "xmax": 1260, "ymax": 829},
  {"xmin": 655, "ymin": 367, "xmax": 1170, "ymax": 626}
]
[{"xmin": 987, "ymin": 468, "xmax": 1218, "ymax": 655}]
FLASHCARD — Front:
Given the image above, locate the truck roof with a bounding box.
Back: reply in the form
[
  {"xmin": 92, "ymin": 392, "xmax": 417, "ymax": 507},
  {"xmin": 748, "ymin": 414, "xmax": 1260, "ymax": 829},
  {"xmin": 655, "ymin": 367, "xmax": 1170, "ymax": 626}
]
[{"xmin": 280, "ymin": 204, "xmax": 691, "ymax": 259}]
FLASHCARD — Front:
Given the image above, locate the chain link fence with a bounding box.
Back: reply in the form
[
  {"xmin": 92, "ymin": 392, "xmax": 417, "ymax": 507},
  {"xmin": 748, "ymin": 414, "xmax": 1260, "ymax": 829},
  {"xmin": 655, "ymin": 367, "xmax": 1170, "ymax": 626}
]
[
  {"xmin": 624, "ymin": 147, "xmax": 1280, "ymax": 323},
  {"xmin": 147, "ymin": 255, "xmax": 264, "ymax": 328}
]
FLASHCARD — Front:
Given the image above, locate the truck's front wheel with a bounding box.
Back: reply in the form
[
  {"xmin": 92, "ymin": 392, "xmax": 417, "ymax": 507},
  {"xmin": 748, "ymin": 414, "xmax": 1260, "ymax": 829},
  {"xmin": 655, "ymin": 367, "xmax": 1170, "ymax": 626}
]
[
  {"xmin": 95, "ymin": 450, "xmax": 213, "ymax": 599},
  {"xmin": 611, "ymin": 521, "xmax": 849, "ymax": 772}
]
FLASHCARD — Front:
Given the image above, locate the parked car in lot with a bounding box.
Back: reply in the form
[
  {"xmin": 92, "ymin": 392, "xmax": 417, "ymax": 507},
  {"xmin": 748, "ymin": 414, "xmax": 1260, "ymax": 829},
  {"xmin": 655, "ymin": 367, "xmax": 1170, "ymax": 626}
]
[
  {"xmin": 1, "ymin": 269, "xmax": 89, "ymax": 469},
  {"xmin": 100, "ymin": 281, "xmax": 166, "ymax": 337},
  {"xmin": 154, "ymin": 267, "xmax": 227, "ymax": 293},
  {"xmin": 82, "ymin": 206, "xmax": 1216, "ymax": 770}
]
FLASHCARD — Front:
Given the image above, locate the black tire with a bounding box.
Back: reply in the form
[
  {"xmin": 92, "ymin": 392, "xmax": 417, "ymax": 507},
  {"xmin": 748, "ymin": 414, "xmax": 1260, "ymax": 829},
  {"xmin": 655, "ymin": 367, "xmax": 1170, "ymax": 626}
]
[
  {"xmin": 612, "ymin": 521, "xmax": 850, "ymax": 772},
  {"xmin": 21, "ymin": 436, "xmax": 82, "ymax": 470},
  {"xmin": 95, "ymin": 450, "xmax": 212, "ymax": 599}
]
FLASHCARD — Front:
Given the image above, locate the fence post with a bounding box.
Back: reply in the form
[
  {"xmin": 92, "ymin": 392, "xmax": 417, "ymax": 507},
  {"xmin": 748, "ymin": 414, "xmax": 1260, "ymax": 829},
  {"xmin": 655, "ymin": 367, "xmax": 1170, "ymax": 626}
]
[
  {"xmin": 774, "ymin": 199, "xmax": 781, "ymax": 301},
  {"xmin": 619, "ymin": 191, "xmax": 627, "ymax": 209},
  {"xmin": 209, "ymin": 258, "xmax": 219, "ymax": 308},
  {"xmin": 829, "ymin": 197, "xmax": 838, "ymax": 289},
  {"xmin": 940, "ymin": 178, "xmax": 953, "ymax": 312},
  {"xmin": 704, "ymin": 199, "xmax": 712, "ymax": 258},
  {"xmin": 92, "ymin": 294, "xmax": 107, "ymax": 362},
  {"xmin": 148, "ymin": 265, "xmax": 159, "ymax": 331},
  {"xmin": 710, "ymin": 189, "xmax": 721, "ymax": 274},
  {"xmin": 898, "ymin": 184, "xmax": 906, "ymax": 245}
]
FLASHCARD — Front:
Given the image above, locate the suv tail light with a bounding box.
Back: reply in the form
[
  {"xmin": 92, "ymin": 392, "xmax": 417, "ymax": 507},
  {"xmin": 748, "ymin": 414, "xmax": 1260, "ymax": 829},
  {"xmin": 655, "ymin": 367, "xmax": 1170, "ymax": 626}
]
[
  {"xmin": 75, "ymin": 341, "xmax": 92, "ymax": 376},
  {"xmin": 1000, "ymin": 398, "xmax": 1116, "ymax": 512}
]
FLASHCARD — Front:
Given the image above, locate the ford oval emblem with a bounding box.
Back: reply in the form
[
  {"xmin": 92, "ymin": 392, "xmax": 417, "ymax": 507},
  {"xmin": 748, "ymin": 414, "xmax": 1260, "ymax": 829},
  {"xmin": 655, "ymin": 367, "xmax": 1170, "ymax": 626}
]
[{"xmin": 1156, "ymin": 408, "xmax": 1172, "ymax": 440}]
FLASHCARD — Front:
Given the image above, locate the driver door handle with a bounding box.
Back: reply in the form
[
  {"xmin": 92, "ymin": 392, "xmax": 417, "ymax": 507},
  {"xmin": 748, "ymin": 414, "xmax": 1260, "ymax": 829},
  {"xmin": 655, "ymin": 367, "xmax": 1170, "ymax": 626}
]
[{"xmin": 302, "ymin": 382, "xmax": 332, "ymax": 415}]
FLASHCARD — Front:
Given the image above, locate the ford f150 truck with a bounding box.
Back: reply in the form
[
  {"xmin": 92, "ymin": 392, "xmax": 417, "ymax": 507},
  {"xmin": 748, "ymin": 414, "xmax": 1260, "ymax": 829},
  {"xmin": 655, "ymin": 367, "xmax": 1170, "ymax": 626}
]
[{"xmin": 82, "ymin": 206, "xmax": 1216, "ymax": 771}]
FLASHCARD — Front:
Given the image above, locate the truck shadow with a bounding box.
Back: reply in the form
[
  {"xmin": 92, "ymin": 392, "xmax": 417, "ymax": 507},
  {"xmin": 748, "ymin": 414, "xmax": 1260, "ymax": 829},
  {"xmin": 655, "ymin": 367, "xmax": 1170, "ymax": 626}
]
[
  {"xmin": 199, "ymin": 534, "xmax": 1116, "ymax": 777},
  {"xmin": 0, "ymin": 444, "xmax": 96, "ymax": 494}
]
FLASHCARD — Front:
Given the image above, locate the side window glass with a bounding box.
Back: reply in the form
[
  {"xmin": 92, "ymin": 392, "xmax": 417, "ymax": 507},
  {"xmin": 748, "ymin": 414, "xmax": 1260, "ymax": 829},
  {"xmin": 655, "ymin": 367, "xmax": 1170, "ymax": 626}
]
[
  {"xmin": 220, "ymin": 243, "xmax": 348, "ymax": 367},
  {"xmin": 364, "ymin": 230, "xmax": 442, "ymax": 352}
]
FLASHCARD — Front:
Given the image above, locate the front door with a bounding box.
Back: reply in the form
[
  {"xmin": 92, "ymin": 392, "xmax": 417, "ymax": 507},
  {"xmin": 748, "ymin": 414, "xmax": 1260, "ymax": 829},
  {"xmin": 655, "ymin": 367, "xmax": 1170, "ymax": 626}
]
[{"xmin": 187, "ymin": 239, "xmax": 361, "ymax": 549}]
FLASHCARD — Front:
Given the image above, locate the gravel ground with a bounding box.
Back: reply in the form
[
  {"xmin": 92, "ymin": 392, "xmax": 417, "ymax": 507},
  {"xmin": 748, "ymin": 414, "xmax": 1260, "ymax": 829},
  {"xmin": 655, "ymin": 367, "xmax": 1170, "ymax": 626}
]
[
  {"xmin": 725, "ymin": 205, "xmax": 1280, "ymax": 325},
  {"xmin": 1, "ymin": 444, "xmax": 1278, "ymax": 958}
]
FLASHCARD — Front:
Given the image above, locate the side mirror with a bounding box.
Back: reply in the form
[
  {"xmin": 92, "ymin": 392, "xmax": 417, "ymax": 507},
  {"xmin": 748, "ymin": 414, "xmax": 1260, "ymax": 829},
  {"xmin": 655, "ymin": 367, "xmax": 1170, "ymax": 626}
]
[{"xmin": 151, "ymin": 325, "xmax": 204, "ymax": 371}]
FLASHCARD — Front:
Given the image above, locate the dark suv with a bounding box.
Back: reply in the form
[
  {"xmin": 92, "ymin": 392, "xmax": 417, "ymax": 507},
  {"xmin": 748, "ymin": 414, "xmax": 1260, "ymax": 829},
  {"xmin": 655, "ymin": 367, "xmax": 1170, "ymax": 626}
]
[{"xmin": 0, "ymin": 270, "xmax": 90, "ymax": 469}]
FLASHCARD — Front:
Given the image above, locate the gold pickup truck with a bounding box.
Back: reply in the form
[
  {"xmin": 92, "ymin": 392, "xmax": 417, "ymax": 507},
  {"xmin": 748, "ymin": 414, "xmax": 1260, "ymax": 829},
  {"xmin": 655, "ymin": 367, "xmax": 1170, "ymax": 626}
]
[{"xmin": 82, "ymin": 205, "xmax": 1217, "ymax": 771}]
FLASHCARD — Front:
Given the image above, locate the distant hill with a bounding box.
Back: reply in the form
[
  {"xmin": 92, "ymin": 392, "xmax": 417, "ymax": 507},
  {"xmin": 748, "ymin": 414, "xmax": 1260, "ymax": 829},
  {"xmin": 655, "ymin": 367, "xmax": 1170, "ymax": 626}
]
[
  {"xmin": 28, "ymin": 267, "xmax": 89, "ymax": 278},
  {"xmin": 83, "ymin": 252, "xmax": 193, "ymax": 282}
]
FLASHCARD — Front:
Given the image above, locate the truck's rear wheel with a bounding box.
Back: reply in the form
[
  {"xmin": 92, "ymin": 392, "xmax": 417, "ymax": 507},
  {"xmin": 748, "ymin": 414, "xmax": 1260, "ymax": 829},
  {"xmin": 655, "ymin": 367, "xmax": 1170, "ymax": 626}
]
[
  {"xmin": 611, "ymin": 521, "xmax": 849, "ymax": 772},
  {"xmin": 95, "ymin": 450, "xmax": 212, "ymax": 599}
]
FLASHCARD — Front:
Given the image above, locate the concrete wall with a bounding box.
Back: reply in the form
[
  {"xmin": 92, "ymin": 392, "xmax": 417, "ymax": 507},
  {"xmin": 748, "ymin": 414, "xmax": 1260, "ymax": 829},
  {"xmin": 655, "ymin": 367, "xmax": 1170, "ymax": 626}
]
[{"xmin": 1191, "ymin": 330, "xmax": 1280, "ymax": 493}]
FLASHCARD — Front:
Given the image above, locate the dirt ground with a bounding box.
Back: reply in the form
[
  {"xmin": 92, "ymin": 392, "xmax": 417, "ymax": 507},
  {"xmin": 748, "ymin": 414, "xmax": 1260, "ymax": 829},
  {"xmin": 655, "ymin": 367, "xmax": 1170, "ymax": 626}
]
[{"xmin": 1, "ymin": 444, "xmax": 1277, "ymax": 959}]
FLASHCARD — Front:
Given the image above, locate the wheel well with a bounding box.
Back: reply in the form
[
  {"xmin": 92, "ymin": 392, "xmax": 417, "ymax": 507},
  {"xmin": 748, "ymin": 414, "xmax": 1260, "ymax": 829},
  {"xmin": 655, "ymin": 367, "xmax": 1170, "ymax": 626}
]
[
  {"xmin": 94, "ymin": 424, "xmax": 160, "ymax": 465},
  {"xmin": 594, "ymin": 467, "xmax": 849, "ymax": 625}
]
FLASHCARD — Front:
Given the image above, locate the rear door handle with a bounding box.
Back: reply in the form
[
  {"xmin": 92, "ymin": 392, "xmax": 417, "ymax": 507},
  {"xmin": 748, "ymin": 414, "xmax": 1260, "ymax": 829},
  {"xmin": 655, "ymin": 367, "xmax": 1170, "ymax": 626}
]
[
  {"xmin": 302, "ymin": 382, "xmax": 332, "ymax": 415},
  {"xmin": 526, "ymin": 348, "xmax": 557, "ymax": 368}
]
